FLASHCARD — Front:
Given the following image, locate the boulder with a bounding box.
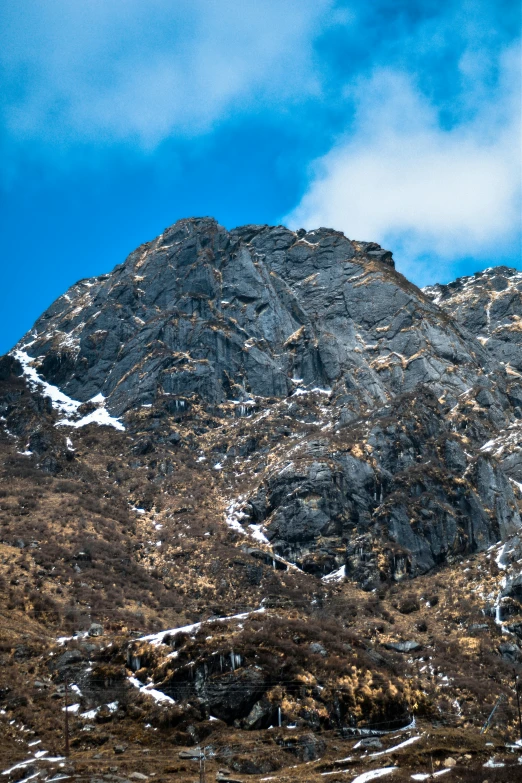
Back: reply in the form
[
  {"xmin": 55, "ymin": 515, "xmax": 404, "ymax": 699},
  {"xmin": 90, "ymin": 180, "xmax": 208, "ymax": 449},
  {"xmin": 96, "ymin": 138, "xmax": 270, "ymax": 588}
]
[
  {"xmin": 358, "ymin": 737, "xmax": 383, "ymax": 749},
  {"xmin": 498, "ymin": 642, "xmax": 522, "ymax": 662},
  {"xmin": 56, "ymin": 649, "xmax": 84, "ymax": 669},
  {"xmin": 216, "ymin": 772, "xmax": 243, "ymax": 783},
  {"xmin": 179, "ymin": 748, "xmax": 205, "ymax": 759},
  {"xmin": 383, "ymin": 641, "xmax": 423, "ymax": 653}
]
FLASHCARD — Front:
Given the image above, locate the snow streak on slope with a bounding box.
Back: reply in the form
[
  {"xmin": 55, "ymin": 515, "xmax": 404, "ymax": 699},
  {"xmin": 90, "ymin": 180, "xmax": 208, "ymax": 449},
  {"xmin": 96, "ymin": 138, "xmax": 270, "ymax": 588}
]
[
  {"xmin": 138, "ymin": 606, "xmax": 266, "ymax": 646},
  {"xmin": 481, "ymin": 420, "xmax": 522, "ymax": 458},
  {"xmin": 11, "ymin": 350, "xmax": 125, "ymax": 431},
  {"xmin": 12, "ymin": 349, "xmax": 82, "ymax": 416}
]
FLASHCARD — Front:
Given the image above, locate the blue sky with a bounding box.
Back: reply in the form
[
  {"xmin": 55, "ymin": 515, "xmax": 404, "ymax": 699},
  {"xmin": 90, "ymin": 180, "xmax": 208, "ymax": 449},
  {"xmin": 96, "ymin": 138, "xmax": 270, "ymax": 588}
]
[{"xmin": 1, "ymin": 0, "xmax": 520, "ymax": 353}]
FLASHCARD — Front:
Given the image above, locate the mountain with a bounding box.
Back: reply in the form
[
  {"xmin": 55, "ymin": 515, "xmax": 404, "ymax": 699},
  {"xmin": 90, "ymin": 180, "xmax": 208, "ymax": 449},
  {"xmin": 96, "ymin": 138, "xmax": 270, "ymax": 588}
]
[{"xmin": 1, "ymin": 218, "xmax": 522, "ymax": 780}]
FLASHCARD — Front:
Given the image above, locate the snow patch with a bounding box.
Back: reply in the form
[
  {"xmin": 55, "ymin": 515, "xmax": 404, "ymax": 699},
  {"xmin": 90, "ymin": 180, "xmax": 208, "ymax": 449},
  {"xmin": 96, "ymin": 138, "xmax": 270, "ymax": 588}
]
[
  {"xmin": 80, "ymin": 701, "xmax": 118, "ymax": 720},
  {"xmin": 292, "ymin": 386, "xmax": 332, "ymax": 397},
  {"xmin": 13, "ymin": 772, "xmax": 40, "ymax": 783},
  {"xmin": 62, "ymin": 703, "xmax": 80, "ymax": 714},
  {"xmin": 58, "ymin": 406, "xmax": 125, "ymax": 431},
  {"xmin": 128, "ymin": 676, "xmax": 175, "ymax": 704},
  {"xmin": 1, "ymin": 753, "xmax": 66, "ymax": 776},
  {"xmin": 322, "ymin": 565, "xmax": 346, "ymax": 583},
  {"xmin": 56, "ymin": 631, "xmax": 89, "ymax": 645},
  {"xmin": 12, "ymin": 350, "xmax": 125, "ymax": 431},
  {"xmin": 12, "ymin": 350, "xmax": 81, "ymax": 416},
  {"xmin": 139, "ymin": 606, "xmax": 266, "ymax": 646},
  {"xmin": 248, "ymin": 524, "xmax": 270, "ymax": 544},
  {"xmin": 225, "ymin": 499, "xmax": 248, "ymax": 534},
  {"xmin": 351, "ymin": 769, "xmax": 397, "ymax": 783},
  {"xmin": 224, "ymin": 498, "xmax": 270, "ymax": 546},
  {"xmin": 483, "ymin": 757, "xmax": 505, "ymax": 768},
  {"xmin": 370, "ymin": 736, "xmax": 421, "ymax": 757}
]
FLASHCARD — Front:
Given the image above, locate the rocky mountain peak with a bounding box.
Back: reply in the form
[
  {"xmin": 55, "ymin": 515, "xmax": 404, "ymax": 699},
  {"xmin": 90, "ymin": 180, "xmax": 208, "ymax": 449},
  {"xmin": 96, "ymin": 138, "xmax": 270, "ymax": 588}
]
[
  {"xmin": 7, "ymin": 218, "xmax": 522, "ymax": 587},
  {"xmin": 14, "ymin": 218, "xmax": 404, "ymax": 417}
]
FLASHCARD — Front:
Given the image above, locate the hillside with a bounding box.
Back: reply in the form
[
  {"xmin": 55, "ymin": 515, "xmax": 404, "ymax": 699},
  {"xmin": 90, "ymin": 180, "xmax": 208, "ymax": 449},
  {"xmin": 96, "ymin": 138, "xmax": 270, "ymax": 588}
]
[{"xmin": 1, "ymin": 218, "xmax": 522, "ymax": 781}]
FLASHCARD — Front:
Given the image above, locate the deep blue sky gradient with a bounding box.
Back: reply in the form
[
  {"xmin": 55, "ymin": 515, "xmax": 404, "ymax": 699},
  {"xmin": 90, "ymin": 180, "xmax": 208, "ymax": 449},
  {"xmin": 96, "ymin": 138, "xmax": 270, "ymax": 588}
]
[{"xmin": 1, "ymin": 0, "xmax": 520, "ymax": 353}]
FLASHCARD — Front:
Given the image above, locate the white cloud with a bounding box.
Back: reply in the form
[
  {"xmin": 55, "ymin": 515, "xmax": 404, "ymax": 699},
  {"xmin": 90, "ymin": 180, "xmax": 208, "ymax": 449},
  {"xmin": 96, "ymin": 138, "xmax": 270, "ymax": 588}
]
[
  {"xmin": 0, "ymin": 0, "xmax": 331, "ymax": 148},
  {"xmin": 286, "ymin": 46, "xmax": 521, "ymax": 282}
]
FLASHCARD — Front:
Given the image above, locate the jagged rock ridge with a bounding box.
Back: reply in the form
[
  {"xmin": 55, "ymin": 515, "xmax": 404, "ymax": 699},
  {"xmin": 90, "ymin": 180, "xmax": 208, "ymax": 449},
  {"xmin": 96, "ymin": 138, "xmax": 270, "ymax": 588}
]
[
  {"xmin": 424, "ymin": 267, "xmax": 522, "ymax": 487},
  {"xmin": 19, "ymin": 218, "xmax": 491, "ymax": 414},
  {"xmin": 424, "ymin": 266, "xmax": 522, "ymax": 372}
]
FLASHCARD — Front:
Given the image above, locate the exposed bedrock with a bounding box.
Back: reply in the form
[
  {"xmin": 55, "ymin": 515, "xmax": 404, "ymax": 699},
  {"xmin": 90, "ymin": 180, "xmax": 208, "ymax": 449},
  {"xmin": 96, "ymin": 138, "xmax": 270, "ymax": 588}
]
[
  {"xmin": 11, "ymin": 217, "xmax": 522, "ymax": 586},
  {"xmin": 424, "ymin": 266, "xmax": 522, "ymax": 371},
  {"xmin": 17, "ymin": 217, "xmax": 497, "ymax": 416},
  {"xmin": 244, "ymin": 388, "xmax": 520, "ymax": 588}
]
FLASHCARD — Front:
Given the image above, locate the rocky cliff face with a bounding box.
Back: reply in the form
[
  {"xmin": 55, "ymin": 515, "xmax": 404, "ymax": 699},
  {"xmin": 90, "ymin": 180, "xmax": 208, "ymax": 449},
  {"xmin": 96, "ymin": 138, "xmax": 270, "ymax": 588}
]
[
  {"xmin": 18, "ymin": 219, "xmax": 502, "ymax": 414},
  {"xmin": 424, "ymin": 267, "xmax": 522, "ymax": 488},
  {"xmin": 3, "ymin": 219, "xmax": 522, "ymax": 778},
  {"xmin": 10, "ymin": 218, "xmax": 522, "ymax": 587},
  {"xmin": 424, "ymin": 266, "xmax": 522, "ymax": 372}
]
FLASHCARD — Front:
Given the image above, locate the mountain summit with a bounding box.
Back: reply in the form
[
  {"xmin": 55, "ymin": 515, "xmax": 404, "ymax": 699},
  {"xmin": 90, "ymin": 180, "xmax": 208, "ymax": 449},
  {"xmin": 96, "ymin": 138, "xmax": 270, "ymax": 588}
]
[{"xmin": 12, "ymin": 218, "xmax": 522, "ymax": 580}]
